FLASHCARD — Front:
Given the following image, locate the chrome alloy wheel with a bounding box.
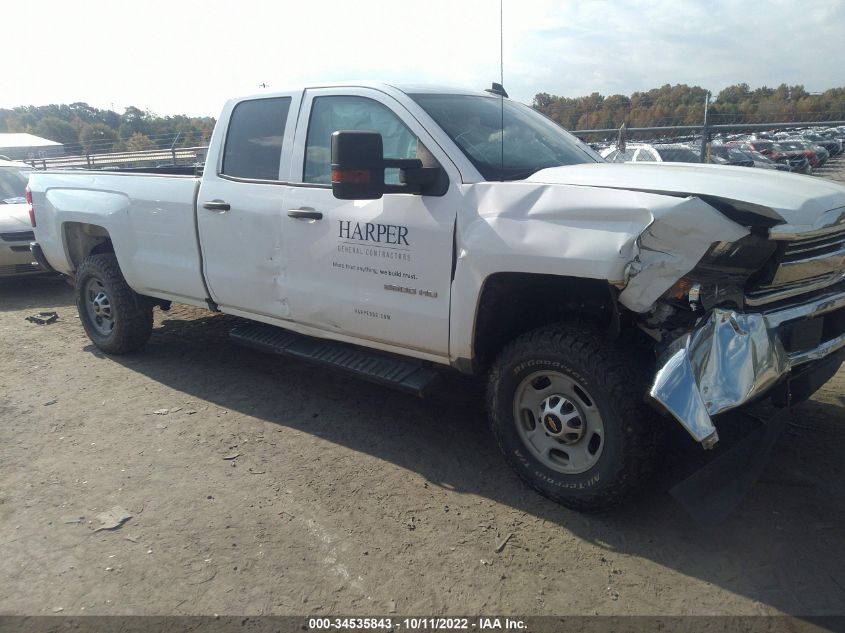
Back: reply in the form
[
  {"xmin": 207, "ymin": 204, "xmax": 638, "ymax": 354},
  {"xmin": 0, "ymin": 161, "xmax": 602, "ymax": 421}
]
[
  {"xmin": 84, "ymin": 277, "xmax": 115, "ymax": 337},
  {"xmin": 513, "ymin": 371, "xmax": 605, "ymax": 474}
]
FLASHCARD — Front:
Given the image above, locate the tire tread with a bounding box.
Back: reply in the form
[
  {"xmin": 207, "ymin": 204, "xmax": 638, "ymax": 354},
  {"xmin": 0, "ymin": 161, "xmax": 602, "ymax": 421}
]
[
  {"xmin": 76, "ymin": 253, "xmax": 153, "ymax": 354},
  {"xmin": 487, "ymin": 325, "xmax": 663, "ymax": 511}
]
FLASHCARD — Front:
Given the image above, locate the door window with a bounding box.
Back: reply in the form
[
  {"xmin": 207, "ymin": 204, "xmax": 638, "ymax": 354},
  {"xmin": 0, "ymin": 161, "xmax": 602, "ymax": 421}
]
[
  {"xmin": 303, "ymin": 96, "xmax": 418, "ymax": 185},
  {"xmin": 221, "ymin": 97, "xmax": 291, "ymax": 180},
  {"xmin": 636, "ymin": 149, "xmax": 656, "ymax": 161}
]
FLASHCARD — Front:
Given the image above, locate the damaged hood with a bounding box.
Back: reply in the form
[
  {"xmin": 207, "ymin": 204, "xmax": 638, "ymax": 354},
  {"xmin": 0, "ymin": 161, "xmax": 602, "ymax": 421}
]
[{"xmin": 529, "ymin": 162, "xmax": 845, "ymax": 228}]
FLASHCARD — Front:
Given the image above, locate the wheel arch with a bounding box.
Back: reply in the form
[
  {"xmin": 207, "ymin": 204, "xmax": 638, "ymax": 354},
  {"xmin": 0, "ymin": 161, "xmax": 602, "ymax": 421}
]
[
  {"xmin": 62, "ymin": 222, "xmax": 114, "ymax": 271},
  {"xmin": 471, "ymin": 272, "xmax": 621, "ymax": 372}
]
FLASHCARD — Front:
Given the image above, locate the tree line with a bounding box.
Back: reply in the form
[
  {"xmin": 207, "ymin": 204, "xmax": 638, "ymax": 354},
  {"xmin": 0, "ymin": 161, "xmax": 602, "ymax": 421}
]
[
  {"xmin": 533, "ymin": 83, "xmax": 845, "ymax": 131},
  {"xmin": 0, "ymin": 103, "xmax": 215, "ymax": 155},
  {"xmin": 3, "ymin": 82, "xmax": 845, "ymax": 155}
]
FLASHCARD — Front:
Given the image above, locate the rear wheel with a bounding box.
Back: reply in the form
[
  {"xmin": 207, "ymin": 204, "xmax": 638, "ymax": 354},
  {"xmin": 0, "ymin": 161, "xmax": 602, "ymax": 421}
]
[
  {"xmin": 487, "ymin": 325, "xmax": 663, "ymax": 511},
  {"xmin": 75, "ymin": 253, "xmax": 153, "ymax": 354}
]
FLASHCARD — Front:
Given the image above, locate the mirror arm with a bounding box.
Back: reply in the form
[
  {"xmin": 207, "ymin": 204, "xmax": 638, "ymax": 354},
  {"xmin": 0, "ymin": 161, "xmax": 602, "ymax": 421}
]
[{"xmin": 383, "ymin": 158, "xmax": 422, "ymax": 169}]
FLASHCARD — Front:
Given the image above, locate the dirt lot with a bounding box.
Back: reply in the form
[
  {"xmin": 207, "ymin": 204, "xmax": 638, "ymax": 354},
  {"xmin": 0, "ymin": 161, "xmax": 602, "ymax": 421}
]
[{"xmin": 2, "ymin": 171, "xmax": 845, "ymax": 617}]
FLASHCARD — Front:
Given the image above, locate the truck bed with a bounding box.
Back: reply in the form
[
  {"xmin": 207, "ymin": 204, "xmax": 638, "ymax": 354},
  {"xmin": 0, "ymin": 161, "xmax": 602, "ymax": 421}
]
[{"xmin": 27, "ymin": 170, "xmax": 208, "ymax": 305}]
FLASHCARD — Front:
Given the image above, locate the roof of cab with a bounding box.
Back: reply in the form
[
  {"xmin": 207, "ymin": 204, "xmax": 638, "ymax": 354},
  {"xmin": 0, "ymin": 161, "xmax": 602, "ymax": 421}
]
[{"xmin": 231, "ymin": 81, "xmax": 498, "ymax": 103}]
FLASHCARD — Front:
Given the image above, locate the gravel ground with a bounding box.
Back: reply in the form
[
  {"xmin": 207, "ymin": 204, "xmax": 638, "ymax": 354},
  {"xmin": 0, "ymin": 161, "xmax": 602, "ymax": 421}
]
[{"xmin": 1, "ymin": 161, "xmax": 844, "ymax": 618}]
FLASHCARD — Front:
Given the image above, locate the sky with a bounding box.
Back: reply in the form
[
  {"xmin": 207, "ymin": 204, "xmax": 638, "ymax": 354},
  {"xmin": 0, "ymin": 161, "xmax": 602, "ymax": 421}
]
[{"xmin": 4, "ymin": 0, "xmax": 844, "ymax": 117}]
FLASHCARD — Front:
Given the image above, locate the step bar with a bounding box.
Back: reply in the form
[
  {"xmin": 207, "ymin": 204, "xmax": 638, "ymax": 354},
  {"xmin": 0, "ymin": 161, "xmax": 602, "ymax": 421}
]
[{"xmin": 230, "ymin": 322, "xmax": 440, "ymax": 397}]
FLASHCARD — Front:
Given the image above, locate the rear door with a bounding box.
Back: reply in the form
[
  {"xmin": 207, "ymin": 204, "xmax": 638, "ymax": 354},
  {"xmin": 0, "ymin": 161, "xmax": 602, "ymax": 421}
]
[{"xmin": 197, "ymin": 93, "xmax": 300, "ymax": 317}]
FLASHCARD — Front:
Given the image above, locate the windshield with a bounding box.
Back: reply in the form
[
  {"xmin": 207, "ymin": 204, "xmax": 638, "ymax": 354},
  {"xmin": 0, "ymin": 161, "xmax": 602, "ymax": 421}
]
[
  {"xmin": 0, "ymin": 166, "xmax": 31, "ymax": 204},
  {"xmin": 409, "ymin": 93, "xmax": 602, "ymax": 181},
  {"xmin": 655, "ymin": 147, "xmax": 701, "ymax": 163}
]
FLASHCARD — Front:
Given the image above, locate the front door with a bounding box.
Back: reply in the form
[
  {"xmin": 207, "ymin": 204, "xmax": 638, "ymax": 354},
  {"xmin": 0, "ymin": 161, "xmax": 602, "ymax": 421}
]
[{"xmin": 282, "ymin": 88, "xmax": 461, "ymax": 357}]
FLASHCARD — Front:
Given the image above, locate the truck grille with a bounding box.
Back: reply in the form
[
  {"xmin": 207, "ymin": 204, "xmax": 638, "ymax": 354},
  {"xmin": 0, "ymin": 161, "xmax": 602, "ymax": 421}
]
[
  {"xmin": 0, "ymin": 230, "xmax": 35, "ymax": 242},
  {"xmin": 747, "ymin": 228, "xmax": 845, "ymax": 306}
]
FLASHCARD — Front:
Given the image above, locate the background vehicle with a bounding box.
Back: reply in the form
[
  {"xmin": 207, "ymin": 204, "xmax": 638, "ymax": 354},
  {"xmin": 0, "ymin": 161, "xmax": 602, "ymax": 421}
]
[
  {"xmin": 0, "ymin": 159, "xmax": 42, "ymax": 277},
  {"xmin": 732, "ymin": 148, "xmax": 788, "ymax": 170},
  {"xmin": 787, "ymin": 138, "xmax": 831, "ymax": 164},
  {"xmin": 707, "ymin": 145, "xmax": 754, "ymax": 167},
  {"xmin": 725, "ymin": 140, "xmax": 811, "ymax": 173},
  {"xmin": 601, "ymin": 143, "xmax": 702, "ymax": 163},
  {"xmin": 799, "ymin": 132, "xmax": 842, "ymax": 156},
  {"xmin": 27, "ymin": 83, "xmax": 845, "ymax": 511},
  {"xmin": 773, "ymin": 140, "xmax": 826, "ymax": 168}
]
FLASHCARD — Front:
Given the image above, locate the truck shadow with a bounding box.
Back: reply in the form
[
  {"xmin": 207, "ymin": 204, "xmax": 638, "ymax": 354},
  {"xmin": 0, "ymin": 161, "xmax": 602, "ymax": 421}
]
[
  {"xmin": 0, "ymin": 274, "xmax": 73, "ymax": 312},
  {"xmin": 99, "ymin": 310, "xmax": 845, "ymax": 617}
]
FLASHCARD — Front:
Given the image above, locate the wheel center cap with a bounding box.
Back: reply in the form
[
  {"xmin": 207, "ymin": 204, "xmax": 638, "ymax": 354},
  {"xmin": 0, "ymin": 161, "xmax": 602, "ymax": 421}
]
[
  {"xmin": 543, "ymin": 414, "xmax": 563, "ymax": 435},
  {"xmin": 539, "ymin": 394, "xmax": 585, "ymax": 444}
]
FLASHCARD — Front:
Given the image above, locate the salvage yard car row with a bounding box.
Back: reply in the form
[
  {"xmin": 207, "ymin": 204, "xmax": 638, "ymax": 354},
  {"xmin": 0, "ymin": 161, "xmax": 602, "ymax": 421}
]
[{"xmin": 599, "ymin": 125, "xmax": 845, "ymax": 173}]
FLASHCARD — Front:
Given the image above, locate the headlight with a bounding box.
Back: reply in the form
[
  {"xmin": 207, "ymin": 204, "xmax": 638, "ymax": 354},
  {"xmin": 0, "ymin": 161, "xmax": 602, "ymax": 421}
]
[{"xmin": 663, "ymin": 236, "xmax": 779, "ymax": 312}]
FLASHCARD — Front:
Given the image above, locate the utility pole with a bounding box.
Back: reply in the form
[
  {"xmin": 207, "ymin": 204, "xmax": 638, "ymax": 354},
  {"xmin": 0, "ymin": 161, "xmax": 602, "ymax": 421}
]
[{"xmin": 700, "ymin": 91, "xmax": 711, "ymax": 163}]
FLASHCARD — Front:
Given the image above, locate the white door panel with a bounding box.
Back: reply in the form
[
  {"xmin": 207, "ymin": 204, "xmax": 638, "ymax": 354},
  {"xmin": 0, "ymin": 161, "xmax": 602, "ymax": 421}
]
[
  {"xmin": 283, "ymin": 186, "xmax": 454, "ymax": 353},
  {"xmin": 197, "ymin": 93, "xmax": 299, "ymax": 317},
  {"xmin": 282, "ymin": 88, "xmax": 461, "ymax": 356}
]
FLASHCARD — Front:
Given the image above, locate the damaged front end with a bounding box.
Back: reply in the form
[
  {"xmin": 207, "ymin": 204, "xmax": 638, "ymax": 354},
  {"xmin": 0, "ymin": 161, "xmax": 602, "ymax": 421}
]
[{"xmin": 625, "ymin": 203, "xmax": 845, "ymax": 448}]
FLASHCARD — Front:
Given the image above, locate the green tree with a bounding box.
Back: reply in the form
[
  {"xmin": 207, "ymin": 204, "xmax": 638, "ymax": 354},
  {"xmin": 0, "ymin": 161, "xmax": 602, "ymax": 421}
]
[
  {"xmin": 125, "ymin": 132, "xmax": 157, "ymax": 152},
  {"xmin": 80, "ymin": 123, "xmax": 118, "ymax": 154},
  {"xmin": 33, "ymin": 117, "xmax": 79, "ymax": 146}
]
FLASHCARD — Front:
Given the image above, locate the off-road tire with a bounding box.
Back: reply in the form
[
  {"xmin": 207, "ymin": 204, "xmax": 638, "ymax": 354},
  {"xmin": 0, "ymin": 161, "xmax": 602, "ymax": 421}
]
[
  {"xmin": 487, "ymin": 325, "xmax": 664, "ymax": 511},
  {"xmin": 75, "ymin": 253, "xmax": 153, "ymax": 354}
]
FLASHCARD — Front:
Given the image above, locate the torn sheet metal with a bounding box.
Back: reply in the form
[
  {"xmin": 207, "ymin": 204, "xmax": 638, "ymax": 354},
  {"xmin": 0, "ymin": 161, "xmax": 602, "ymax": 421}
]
[
  {"xmin": 651, "ymin": 292, "xmax": 845, "ymax": 445},
  {"xmin": 617, "ymin": 197, "xmax": 749, "ymax": 313}
]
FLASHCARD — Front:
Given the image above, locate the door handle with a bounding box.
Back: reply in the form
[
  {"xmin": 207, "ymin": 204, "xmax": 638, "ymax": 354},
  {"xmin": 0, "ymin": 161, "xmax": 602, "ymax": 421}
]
[
  {"xmin": 202, "ymin": 200, "xmax": 230, "ymax": 212},
  {"xmin": 287, "ymin": 208, "xmax": 323, "ymax": 220}
]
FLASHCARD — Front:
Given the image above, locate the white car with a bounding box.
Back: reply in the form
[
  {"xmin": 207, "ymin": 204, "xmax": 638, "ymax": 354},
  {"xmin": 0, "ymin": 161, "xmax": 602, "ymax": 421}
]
[
  {"xmin": 0, "ymin": 159, "xmax": 41, "ymax": 277},
  {"xmin": 601, "ymin": 143, "xmax": 702, "ymax": 163}
]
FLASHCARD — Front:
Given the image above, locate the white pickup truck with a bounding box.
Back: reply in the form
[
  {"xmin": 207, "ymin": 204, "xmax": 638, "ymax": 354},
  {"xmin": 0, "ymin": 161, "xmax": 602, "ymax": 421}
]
[{"xmin": 28, "ymin": 82, "xmax": 845, "ymax": 510}]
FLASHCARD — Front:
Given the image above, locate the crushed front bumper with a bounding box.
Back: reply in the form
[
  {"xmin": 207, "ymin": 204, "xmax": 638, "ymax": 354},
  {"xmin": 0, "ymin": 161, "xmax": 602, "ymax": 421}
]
[{"xmin": 650, "ymin": 287, "xmax": 845, "ymax": 447}]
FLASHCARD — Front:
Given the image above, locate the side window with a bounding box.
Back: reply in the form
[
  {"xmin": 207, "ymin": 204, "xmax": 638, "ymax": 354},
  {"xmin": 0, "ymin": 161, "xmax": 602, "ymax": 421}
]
[
  {"xmin": 304, "ymin": 96, "xmax": 418, "ymax": 185},
  {"xmin": 603, "ymin": 150, "xmax": 618, "ymax": 161},
  {"xmin": 637, "ymin": 149, "xmax": 656, "ymax": 162},
  {"xmin": 221, "ymin": 97, "xmax": 291, "ymax": 180}
]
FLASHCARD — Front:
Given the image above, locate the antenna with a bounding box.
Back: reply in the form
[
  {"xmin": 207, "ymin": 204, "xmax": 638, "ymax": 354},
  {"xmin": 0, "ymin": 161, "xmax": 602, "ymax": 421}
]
[
  {"xmin": 499, "ymin": 0, "xmax": 504, "ymax": 179},
  {"xmin": 483, "ymin": 1, "xmax": 507, "ymax": 177}
]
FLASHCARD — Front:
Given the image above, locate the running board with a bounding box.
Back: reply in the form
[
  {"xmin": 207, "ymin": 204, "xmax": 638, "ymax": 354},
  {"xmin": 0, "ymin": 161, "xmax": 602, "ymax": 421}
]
[{"xmin": 229, "ymin": 322, "xmax": 440, "ymax": 397}]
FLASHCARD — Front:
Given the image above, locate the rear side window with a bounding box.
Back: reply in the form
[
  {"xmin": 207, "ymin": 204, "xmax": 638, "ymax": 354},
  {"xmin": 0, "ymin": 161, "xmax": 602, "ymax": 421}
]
[{"xmin": 221, "ymin": 97, "xmax": 291, "ymax": 180}]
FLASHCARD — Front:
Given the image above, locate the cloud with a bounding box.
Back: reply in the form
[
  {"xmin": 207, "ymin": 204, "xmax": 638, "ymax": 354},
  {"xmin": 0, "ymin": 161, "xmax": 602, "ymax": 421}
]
[{"xmin": 2, "ymin": 0, "xmax": 843, "ymax": 115}]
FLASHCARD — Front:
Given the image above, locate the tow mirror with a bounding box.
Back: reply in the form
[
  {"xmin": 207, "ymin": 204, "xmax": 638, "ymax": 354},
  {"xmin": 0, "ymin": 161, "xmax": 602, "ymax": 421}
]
[
  {"xmin": 331, "ymin": 130, "xmax": 443, "ymax": 200},
  {"xmin": 331, "ymin": 131, "xmax": 386, "ymax": 200}
]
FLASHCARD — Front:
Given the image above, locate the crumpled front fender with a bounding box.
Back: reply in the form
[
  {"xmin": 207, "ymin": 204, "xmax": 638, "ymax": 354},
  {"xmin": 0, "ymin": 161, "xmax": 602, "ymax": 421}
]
[{"xmin": 617, "ymin": 196, "xmax": 749, "ymax": 313}]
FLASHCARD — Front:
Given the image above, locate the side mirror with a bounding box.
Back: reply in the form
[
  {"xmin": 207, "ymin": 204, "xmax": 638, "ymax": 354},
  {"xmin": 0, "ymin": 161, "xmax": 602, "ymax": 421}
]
[
  {"xmin": 331, "ymin": 130, "xmax": 386, "ymax": 200},
  {"xmin": 331, "ymin": 130, "xmax": 443, "ymax": 200}
]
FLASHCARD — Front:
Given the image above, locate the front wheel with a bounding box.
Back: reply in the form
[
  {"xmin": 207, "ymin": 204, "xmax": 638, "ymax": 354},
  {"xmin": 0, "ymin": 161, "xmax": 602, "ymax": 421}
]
[
  {"xmin": 486, "ymin": 325, "xmax": 663, "ymax": 511},
  {"xmin": 75, "ymin": 253, "xmax": 153, "ymax": 354}
]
